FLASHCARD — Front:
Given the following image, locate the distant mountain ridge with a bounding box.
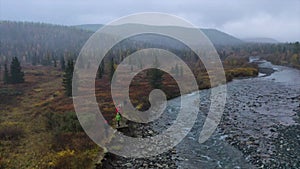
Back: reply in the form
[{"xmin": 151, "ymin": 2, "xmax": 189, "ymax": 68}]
[
  {"xmin": 243, "ymin": 37, "xmax": 279, "ymax": 44},
  {"xmin": 73, "ymin": 24, "xmax": 244, "ymax": 46},
  {"xmin": 1, "ymin": 21, "xmax": 278, "ymax": 65},
  {"xmin": 73, "ymin": 24, "xmax": 104, "ymax": 32},
  {"xmin": 0, "ymin": 21, "xmax": 92, "ymax": 63},
  {"xmin": 201, "ymin": 28, "xmax": 244, "ymax": 46}
]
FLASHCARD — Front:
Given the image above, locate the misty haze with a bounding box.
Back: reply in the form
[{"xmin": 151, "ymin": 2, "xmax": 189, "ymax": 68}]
[{"xmin": 0, "ymin": 1, "xmax": 299, "ymax": 169}]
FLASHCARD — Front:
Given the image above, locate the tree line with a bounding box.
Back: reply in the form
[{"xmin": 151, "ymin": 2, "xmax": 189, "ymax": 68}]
[{"xmin": 0, "ymin": 21, "xmax": 91, "ymax": 66}]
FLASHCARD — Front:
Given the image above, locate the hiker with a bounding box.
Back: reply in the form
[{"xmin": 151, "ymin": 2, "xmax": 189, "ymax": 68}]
[
  {"xmin": 116, "ymin": 104, "xmax": 122, "ymax": 114},
  {"xmin": 116, "ymin": 112, "xmax": 121, "ymax": 127}
]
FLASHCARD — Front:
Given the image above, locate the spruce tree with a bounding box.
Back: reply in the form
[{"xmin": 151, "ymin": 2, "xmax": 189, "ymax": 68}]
[
  {"xmin": 3, "ymin": 63, "xmax": 9, "ymax": 84},
  {"xmin": 10, "ymin": 57, "xmax": 24, "ymax": 84},
  {"xmin": 170, "ymin": 66, "xmax": 175, "ymax": 74},
  {"xmin": 109, "ymin": 57, "xmax": 115, "ymax": 82},
  {"xmin": 149, "ymin": 56, "xmax": 163, "ymax": 89},
  {"xmin": 97, "ymin": 61, "xmax": 104, "ymax": 79},
  {"xmin": 63, "ymin": 60, "xmax": 74, "ymax": 96},
  {"xmin": 60, "ymin": 56, "xmax": 65, "ymax": 71},
  {"xmin": 175, "ymin": 63, "xmax": 179, "ymax": 77},
  {"xmin": 32, "ymin": 53, "xmax": 37, "ymax": 66},
  {"xmin": 53, "ymin": 59, "xmax": 57, "ymax": 67},
  {"xmin": 180, "ymin": 65, "xmax": 183, "ymax": 77}
]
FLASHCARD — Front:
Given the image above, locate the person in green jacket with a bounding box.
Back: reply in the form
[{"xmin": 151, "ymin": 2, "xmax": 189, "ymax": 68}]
[{"xmin": 116, "ymin": 112, "xmax": 121, "ymax": 127}]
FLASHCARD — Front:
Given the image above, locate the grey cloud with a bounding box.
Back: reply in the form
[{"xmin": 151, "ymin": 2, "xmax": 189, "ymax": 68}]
[{"xmin": 0, "ymin": 0, "xmax": 299, "ymax": 41}]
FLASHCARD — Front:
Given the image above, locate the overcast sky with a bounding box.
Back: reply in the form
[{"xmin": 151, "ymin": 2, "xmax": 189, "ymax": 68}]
[{"xmin": 1, "ymin": 0, "xmax": 299, "ymax": 42}]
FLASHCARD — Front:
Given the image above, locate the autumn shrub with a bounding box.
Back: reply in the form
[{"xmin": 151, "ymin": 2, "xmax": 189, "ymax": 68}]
[
  {"xmin": 225, "ymin": 72, "xmax": 233, "ymax": 82},
  {"xmin": 0, "ymin": 124, "xmax": 24, "ymax": 140},
  {"xmin": 0, "ymin": 88, "xmax": 23, "ymax": 96},
  {"xmin": 226, "ymin": 67, "xmax": 258, "ymax": 78},
  {"xmin": 44, "ymin": 112, "xmax": 98, "ymax": 152},
  {"xmin": 45, "ymin": 112, "xmax": 83, "ymax": 133},
  {"xmin": 47, "ymin": 149, "xmax": 96, "ymax": 169},
  {"xmin": 0, "ymin": 158, "xmax": 8, "ymax": 169},
  {"xmin": 197, "ymin": 73, "xmax": 211, "ymax": 89},
  {"xmin": 224, "ymin": 56, "xmax": 249, "ymax": 68},
  {"xmin": 0, "ymin": 88, "xmax": 23, "ymax": 105},
  {"xmin": 50, "ymin": 132, "xmax": 97, "ymax": 152}
]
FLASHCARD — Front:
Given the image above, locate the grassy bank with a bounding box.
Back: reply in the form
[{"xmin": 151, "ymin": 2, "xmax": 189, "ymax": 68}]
[{"xmin": 0, "ymin": 66, "xmax": 100, "ymax": 169}]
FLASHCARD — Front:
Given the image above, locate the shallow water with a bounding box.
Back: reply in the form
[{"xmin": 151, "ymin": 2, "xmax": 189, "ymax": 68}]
[
  {"xmin": 266, "ymin": 65, "xmax": 300, "ymax": 86},
  {"xmin": 102, "ymin": 61, "xmax": 300, "ymax": 168},
  {"xmin": 153, "ymin": 60, "xmax": 300, "ymax": 168}
]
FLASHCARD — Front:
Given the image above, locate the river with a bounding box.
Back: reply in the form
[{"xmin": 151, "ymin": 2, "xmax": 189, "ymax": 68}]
[{"xmin": 101, "ymin": 61, "xmax": 300, "ymax": 169}]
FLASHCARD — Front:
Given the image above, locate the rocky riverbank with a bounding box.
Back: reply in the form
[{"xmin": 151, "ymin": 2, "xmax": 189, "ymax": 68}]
[
  {"xmin": 218, "ymin": 63, "xmax": 300, "ymax": 168},
  {"xmin": 98, "ymin": 121, "xmax": 178, "ymax": 169},
  {"xmin": 219, "ymin": 92, "xmax": 300, "ymax": 168},
  {"xmin": 98, "ymin": 61, "xmax": 300, "ymax": 169}
]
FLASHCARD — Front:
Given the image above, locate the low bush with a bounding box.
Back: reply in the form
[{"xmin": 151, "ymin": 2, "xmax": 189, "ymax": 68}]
[
  {"xmin": 197, "ymin": 73, "xmax": 211, "ymax": 89},
  {"xmin": 0, "ymin": 88, "xmax": 23, "ymax": 96},
  {"xmin": 226, "ymin": 67, "xmax": 258, "ymax": 78},
  {"xmin": 45, "ymin": 112, "xmax": 83, "ymax": 133},
  {"xmin": 0, "ymin": 158, "xmax": 8, "ymax": 169},
  {"xmin": 47, "ymin": 149, "xmax": 95, "ymax": 169},
  {"xmin": 0, "ymin": 125, "xmax": 24, "ymax": 140}
]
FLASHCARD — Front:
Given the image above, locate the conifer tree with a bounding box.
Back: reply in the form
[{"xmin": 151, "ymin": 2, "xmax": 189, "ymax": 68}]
[
  {"xmin": 60, "ymin": 56, "xmax": 65, "ymax": 71},
  {"xmin": 3, "ymin": 63, "xmax": 9, "ymax": 84},
  {"xmin": 175, "ymin": 63, "xmax": 179, "ymax": 77},
  {"xmin": 109, "ymin": 57, "xmax": 115, "ymax": 82},
  {"xmin": 149, "ymin": 56, "xmax": 163, "ymax": 89},
  {"xmin": 10, "ymin": 57, "xmax": 24, "ymax": 84},
  {"xmin": 63, "ymin": 59, "xmax": 74, "ymax": 96},
  {"xmin": 180, "ymin": 65, "xmax": 183, "ymax": 77},
  {"xmin": 53, "ymin": 59, "xmax": 57, "ymax": 67},
  {"xmin": 97, "ymin": 61, "xmax": 105, "ymax": 79}
]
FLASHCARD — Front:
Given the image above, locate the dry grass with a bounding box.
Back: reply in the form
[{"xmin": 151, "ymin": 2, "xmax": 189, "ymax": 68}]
[{"xmin": 0, "ymin": 66, "xmax": 100, "ymax": 169}]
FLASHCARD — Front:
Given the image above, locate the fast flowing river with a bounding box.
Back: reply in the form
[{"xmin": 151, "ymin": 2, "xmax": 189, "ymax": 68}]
[{"xmin": 101, "ymin": 61, "xmax": 300, "ymax": 169}]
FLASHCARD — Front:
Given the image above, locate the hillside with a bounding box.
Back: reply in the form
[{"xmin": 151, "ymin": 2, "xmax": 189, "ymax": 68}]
[
  {"xmin": 243, "ymin": 37, "xmax": 279, "ymax": 44},
  {"xmin": 0, "ymin": 21, "xmax": 244, "ymax": 65},
  {"xmin": 72, "ymin": 24, "xmax": 104, "ymax": 32},
  {"xmin": 201, "ymin": 28, "xmax": 244, "ymax": 46},
  {"xmin": 0, "ymin": 21, "xmax": 92, "ymax": 64},
  {"xmin": 74, "ymin": 24, "xmax": 244, "ymax": 46}
]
